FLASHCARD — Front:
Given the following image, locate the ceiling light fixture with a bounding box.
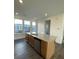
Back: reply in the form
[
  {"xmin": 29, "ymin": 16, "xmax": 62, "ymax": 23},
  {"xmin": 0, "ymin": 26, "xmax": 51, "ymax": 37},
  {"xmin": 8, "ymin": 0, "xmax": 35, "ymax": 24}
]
[
  {"xmin": 45, "ymin": 13, "xmax": 48, "ymax": 16},
  {"xmin": 19, "ymin": 0, "xmax": 23, "ymax": 3},
  {"xmin": 16, "ymin": 12, "xmax": 19, "ymax": 15}
]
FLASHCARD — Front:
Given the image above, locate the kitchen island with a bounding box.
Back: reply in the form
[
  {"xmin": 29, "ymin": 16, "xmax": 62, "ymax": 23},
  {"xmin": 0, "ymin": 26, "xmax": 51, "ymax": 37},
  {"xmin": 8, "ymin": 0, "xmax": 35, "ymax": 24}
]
[{"xmin": 25, "ymin": 34, "xmax": 56, "ymax": 59}]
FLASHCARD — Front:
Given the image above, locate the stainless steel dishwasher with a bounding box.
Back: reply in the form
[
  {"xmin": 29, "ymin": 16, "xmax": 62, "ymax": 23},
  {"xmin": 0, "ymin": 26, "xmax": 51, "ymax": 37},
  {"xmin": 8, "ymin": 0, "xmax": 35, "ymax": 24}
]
[{"xmin": 34, "ymin": 37, "xmax": 41, "ymax": 54}]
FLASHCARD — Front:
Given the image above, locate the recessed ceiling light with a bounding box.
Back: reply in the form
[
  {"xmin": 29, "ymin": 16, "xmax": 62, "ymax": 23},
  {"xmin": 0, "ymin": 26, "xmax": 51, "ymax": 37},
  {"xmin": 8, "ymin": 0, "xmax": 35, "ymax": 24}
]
[
  {"xmin": 19, "ymin": 0, "xmax": 23, "ymax": 3},
  {"xmin": 33, "ymin": 17, "xmax": 37, "ymax": 19},
  {"xmin": 45, "ymin": 13, "xmax": 48, "ymax": 16},
  {"xmin": 16, "ymin": 12, "xmax": 19, "ymax": 15}
]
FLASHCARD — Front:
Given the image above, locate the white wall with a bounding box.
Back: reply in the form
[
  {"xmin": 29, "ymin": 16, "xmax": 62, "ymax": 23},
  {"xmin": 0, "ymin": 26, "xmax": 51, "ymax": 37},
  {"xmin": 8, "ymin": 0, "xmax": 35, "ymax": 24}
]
[
  {"xmin": 14, "ymin": 33, "xmax": 25, "ymax": 40},
  {"xmin": 37, "ymin": 20, "xmax": 45, "ymax": 34},
  {"xmin": 49, "ymin": 14, "xmax": 64, "ymax": 44}
]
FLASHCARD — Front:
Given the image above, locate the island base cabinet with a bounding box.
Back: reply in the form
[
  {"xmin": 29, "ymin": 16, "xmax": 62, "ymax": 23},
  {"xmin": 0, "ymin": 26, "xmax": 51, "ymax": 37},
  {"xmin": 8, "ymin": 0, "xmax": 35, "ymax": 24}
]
[
  {"xmin": 25, "ymin": 34, "xmax": 55, "ymax": 59},
  {"xmin": 29, "ymin": 36, "xmax": 35, "ymax": 47},
  {"xmin": 25, "ymin": 34, "xmax": 29, "ymax": 41},
  {"xmin": 41, "ymin": 40, "xmax": 55, "ymax": 59},
  {"xmin": 46, "ymin": 41, "xmax": 55, "ymax": 59},
  {"xmin": 41, "ymin": 41, "xmax": 47, "ymax": 59}
]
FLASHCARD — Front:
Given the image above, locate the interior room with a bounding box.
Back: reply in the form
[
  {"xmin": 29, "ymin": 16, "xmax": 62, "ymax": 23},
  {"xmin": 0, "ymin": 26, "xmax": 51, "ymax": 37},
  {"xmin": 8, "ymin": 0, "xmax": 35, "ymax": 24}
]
[{"xmin": 14, "ymin": 0, "xmax": 64, "ymax": 59}]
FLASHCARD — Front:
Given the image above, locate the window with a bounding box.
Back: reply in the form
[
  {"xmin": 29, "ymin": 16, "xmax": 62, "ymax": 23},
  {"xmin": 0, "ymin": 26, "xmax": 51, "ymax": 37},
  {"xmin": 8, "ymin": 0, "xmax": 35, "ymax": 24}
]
[
  {"xmin": 24, "ymin": 20, "xmax": 31, "ymax": 33},
  {"xmin": 14, "ymin": 19, "xmax": 37, "ymax": 34},
  {"xmin": 14, "ymin": 19, "xmax": 23, "ymax": 33},
  {"xmin": 32, "ymin": 22, "xmax": 37, "ymax": 34}
]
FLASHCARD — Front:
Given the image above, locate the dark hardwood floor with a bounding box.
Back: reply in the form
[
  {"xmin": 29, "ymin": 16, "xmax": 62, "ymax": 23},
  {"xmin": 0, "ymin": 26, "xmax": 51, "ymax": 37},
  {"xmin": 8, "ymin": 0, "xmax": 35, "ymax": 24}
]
[
  {"xmin": 14, "ymin": 39, "xmax": 43, "ymax": 59},
  {"xmin": 14, "ymin": 39, "xmax": 64, "ymax": 59},
  {"xmin": 51, "ymin": 43, "xmax": 64, "ymax": 59}
]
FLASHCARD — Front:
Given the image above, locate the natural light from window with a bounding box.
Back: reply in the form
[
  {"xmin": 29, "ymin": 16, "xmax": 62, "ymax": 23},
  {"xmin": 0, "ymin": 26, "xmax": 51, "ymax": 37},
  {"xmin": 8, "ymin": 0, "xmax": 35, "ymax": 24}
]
[
  {"xmin": 24, "ymin": 20, "xmax": 31, "ymax": 34},
  {"xmin": 14, "ymin": 19, "xmax": 23, "ymax": 33},
  {"xmin": 15, "ymin": 19, "xmax": 22, "ymax": 24},
  {"xmin": 14, "ymin": 19, "xmax": 37, "ymax": 34},
  {"xmin": 32, "ymin": 22, "xmax": 37, "ymax": 34}
]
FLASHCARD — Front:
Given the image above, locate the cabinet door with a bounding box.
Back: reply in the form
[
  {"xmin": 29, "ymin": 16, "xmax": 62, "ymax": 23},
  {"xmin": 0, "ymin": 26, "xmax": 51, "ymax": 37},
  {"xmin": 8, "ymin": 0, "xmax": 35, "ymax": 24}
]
[
  {"xmin": 25, "ymin": 34, "xmax": 29, "ymax": 41},
  {"xmin": 34, "ymin": 38, "xmax": 41, "ymax": 53},
  {"xmin": 29, "ymin": 36, "xmax": 35, "ymax": 47},
  {"xmin": 41, "ymin": 41, "xmax": 47, "ymax": 58}
]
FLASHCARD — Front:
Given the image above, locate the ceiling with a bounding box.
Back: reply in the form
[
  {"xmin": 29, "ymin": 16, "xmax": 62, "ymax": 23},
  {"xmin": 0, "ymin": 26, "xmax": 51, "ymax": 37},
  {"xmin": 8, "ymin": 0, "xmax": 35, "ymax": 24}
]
[{"xmin": 14, "ymin": 0, "xmax": 64, "ymax": 20}]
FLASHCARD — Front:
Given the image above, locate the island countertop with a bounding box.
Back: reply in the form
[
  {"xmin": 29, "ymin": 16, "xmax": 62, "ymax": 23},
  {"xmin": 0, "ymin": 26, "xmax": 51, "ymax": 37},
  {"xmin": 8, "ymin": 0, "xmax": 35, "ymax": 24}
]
[{"xmin": 26, "ymin": 34, "xmax": 56, "ymax": 42}]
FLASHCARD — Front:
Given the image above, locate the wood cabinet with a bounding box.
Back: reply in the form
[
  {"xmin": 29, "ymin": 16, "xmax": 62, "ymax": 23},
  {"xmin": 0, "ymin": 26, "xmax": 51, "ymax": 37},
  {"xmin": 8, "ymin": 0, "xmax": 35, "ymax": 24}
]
[
  {"xmin": 29, "ymin": 35, "xmax": 35, "ymax": 47},
  {"xmin": 46, "ymin": 40, "xmax": 55, "ymax": 59},
  {"xmin": 25, "ymin": 34, "xmax": 55, "ymax": 59},
  {"xmin": 25, "ymin": 34, "xmax": 29, "ymax": 41},
  {"xmin": 41, "ymin": 40, "xmax": 55, "ymax": 59},
  {"xmin": 41, "ymin": 41, "xmax": 47, "ymax": 58}
]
